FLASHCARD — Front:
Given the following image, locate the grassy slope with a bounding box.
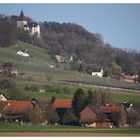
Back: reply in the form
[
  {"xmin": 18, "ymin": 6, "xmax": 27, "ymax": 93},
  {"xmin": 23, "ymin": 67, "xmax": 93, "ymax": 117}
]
[
  {"xmin": 0, "ymin": 41, "xmax": 53, "ymax": 73},
  {"xmin": 0, "ymin": 41, "xmax": 140, "ymax": 90},
  {"xmin": 0, "ymin": 41, "xmax": 140, "ymax": 103}
]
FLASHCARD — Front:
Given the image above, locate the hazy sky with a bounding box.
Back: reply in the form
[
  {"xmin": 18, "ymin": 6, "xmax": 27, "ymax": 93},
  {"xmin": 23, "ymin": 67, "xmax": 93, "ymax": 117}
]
[{"xmin": 0, "ymin": 4, "xmax": 140, "ymax": 51}]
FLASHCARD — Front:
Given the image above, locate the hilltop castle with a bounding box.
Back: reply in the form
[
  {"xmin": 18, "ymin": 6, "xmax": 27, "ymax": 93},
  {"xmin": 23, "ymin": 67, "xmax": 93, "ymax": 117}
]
[{"xmin": 17, "ymin": 10, "xmax": 40, "ymax": 37}]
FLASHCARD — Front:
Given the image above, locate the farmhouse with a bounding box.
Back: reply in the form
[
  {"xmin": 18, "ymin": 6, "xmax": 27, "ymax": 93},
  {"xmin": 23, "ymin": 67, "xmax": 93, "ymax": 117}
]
[
  {"xmin": 55, "ymin": 55, "xmax": 73, "ymax": 63},
  {"xmin": 80, "ymin": 104, "xmax": 127, "ymax": 128},
  {"xmin": 0, "ymin": 62, "xmax": 18, "ymax": 76},
  {"xmin": 17, "ymin": 49, "xmax": 29, "ymax": 57},
  {"xmin": 2, "ymin": 98, "xmax": 42, "ymax": 121},
  {"xmin": 52, "ymin": 99, "xmax": 72, "ymax": 124},
  {"xmin": 121, "ymin": 73, "xmax": 138, "ymax": 83},
  {"xmin": 92, "ymin": 69, "xmax": 103, "ymax": 77},
  {"xmin": 17, "ymin": 10, "xmax": 40, "ymax": 37},
  {"xmin": 79, "ymin": 105, "xmax": 109, "ymax": 128}
]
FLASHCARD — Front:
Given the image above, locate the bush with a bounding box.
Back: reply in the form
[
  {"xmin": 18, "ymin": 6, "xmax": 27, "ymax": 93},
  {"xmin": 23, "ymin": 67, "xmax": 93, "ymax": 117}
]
[
  {"xmin": 24, "ymin": 84, "xmax": 39, "ymax": 92},
  {"xmin": 63, "ymin": 109, "xmax": 77, "ymax": 124},
  {"xmin": 46, "ymin": 110, "xmax": 59, "ymax": 124},
  {"xmin": 0, "ymin": 79, "xmax": 28, "ymax": 100}
]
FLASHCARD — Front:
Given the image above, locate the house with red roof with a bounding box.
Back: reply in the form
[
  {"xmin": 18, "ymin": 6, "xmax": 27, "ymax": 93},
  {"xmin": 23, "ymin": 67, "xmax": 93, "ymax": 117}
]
[
  {"xmin": 3, "ymin": 98, "xmax": 42, "ymax": 122},
  {"xmin": 52, "ymin": 99, "xmax": 72, "ymax": 109},
  {"xmin": 79, "ymin": 104, "xmax": 127, "ymax": 128},
  {"xmin": 51, "ymin": 99, "xmax": 72, "ymax": 124}
]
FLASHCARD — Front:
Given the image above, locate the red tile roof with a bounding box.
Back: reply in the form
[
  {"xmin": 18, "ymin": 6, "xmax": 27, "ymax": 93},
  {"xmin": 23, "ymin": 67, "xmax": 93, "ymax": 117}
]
[
  {"xmin": 100, "ymin": 104, "xmax": 123, "ymax": 113},
  {"xmin": 52, "ymin": 99, "xmax": 72, "ymax": 109},
  {"xmin": 4, "ymin": 101, "xmax": 32, "ymax": 114}
]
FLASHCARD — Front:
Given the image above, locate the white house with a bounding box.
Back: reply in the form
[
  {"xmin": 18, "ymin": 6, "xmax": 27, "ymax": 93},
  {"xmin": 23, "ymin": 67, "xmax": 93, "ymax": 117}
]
[
  {"xmin": 92, "ymin": 69, "xmax": 103, "ymax": 78},
  {"xmin": 17, "ymin": 49, "xmax": 29, "ymax": 57},
  {"xmin": 17, "ymin": 10, "xmax": 40, "ymax": 37}
]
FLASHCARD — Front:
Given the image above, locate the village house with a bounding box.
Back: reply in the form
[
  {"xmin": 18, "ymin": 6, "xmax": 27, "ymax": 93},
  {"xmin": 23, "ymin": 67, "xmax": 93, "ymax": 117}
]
[
  {"xmin": 92, "ymin": 69, "xmax": 103, "ymax": 78},
  {"xmin": 2, "ymin": 98, "xmax": 43, "ymax": 122},
  {"xmin": 51, "ymin": 99, "xmax": 72, "ymax": 124},
  {"xmin": 123, "ymin": 102, "xmax": 140, "ymax": 127},
  {"xmin": 55, "ymin": 55, "xmax": 73, "ymax": 63},
  {"xmin": 0, "ymin": 62, "xmax": 18, "ymax": 76},
  {"xmin": 79, "ymin": 105, "xmax": 108, "ymax": 128},
  {"xmin": 17, "ymin": 10, "xmax": 40, "ymax": 38},
  {"xmin": 79, "ymin": 104, "xmax": 127, "ymax": 128},
  {"xmin": 121, "ymin": 73, "xmax": 138, "ymax": 83}
]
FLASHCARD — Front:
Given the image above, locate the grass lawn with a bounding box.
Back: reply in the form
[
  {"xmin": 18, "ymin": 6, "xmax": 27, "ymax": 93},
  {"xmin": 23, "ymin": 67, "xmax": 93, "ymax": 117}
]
[{"xmin": 0, "ymin": 122, "xmax": 140, "ymax": 134}]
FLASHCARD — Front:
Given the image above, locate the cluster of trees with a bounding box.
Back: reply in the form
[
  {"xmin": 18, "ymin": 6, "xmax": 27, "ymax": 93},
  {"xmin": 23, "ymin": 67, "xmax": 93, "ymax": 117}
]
[
  {"xmin": 0, "ymin": 15, "xmax": 17, "ymax": 47},
  {"xmin": 41, "ymin": 21, "xmax": 140, "ymax": 78},
  {"xmin": 72, "ymin": 88, "xmax": 113, "ymax": 117},
  {"xmin": 0, "ymin": 79, "xmax": 28, "ymax": 100}
]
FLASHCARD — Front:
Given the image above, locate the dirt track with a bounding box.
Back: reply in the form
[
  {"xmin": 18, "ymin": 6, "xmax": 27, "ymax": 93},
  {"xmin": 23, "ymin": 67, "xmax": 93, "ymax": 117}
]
[{"xmin": 0, "ymin": 132, "xmax": 140, "ymax": 137}]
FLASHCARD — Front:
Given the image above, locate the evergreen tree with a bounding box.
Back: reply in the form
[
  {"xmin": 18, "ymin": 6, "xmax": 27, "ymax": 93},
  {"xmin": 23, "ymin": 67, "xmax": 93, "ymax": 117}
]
[{"xmin": 72, "ymin": 88, "xmax": 86, "ymax": 117}]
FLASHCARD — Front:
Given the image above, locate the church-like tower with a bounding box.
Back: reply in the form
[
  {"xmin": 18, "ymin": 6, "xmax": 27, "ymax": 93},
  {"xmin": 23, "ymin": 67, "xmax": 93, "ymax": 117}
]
[
  {"xmin": 17, "ymin": 10, "xmax": 40, "ymax": 38},
  {"xmin": 17, "ymin": 10, "xmax": 27, "ymax": 28}
]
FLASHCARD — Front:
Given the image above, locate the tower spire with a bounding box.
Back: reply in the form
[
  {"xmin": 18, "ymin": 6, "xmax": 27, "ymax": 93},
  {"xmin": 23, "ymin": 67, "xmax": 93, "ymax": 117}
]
[{"xmin": 18, "ymin": 10, "xmax": 26, "ymax": 21}]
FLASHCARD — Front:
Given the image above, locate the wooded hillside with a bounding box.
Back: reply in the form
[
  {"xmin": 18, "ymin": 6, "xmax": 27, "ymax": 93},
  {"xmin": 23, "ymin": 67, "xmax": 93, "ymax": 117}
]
[{"xmin": 0, "ymin": 14, "xmax": 140, "ymax": 78}]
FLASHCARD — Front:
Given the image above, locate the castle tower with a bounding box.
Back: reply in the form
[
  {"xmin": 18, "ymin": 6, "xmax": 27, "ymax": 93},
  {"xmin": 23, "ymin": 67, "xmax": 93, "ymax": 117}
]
[{"xmin": 17, "ymin": 10, "xmax": 27, "ymax": 28}]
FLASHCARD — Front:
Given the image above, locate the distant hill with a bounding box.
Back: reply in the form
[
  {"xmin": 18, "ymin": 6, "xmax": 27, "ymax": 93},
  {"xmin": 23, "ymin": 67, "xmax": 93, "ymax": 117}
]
[
  {"xmin": 40, "ymin": 21, "xmax": 140, "ymax": 77},
  {"xmin": 0, "ymin": 14, "xmax": 140, "ymax": 78}
]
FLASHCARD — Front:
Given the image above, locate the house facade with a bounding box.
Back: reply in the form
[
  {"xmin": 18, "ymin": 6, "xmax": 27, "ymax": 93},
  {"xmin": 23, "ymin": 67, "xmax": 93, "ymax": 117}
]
[
  {"xmin": 92, "ymin": 69, "xmax": 103, "ymax": 77},
  {"xmin": 79, "ymin": 105, "xmax": 109, "ymax": 128},
  {"xmin": 17, "ymin": 10, "xmax": 40, "ymax": 37},
  {"xmin": 80, "ymin": 104, "xmax": 127, "ymax": 128}
]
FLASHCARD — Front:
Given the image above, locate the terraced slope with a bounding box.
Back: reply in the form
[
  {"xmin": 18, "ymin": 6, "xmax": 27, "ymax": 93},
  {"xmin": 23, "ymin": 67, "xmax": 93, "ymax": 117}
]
[{"xmin": 0, "ymin": 41, "xmax": 140, "ymax": 91}]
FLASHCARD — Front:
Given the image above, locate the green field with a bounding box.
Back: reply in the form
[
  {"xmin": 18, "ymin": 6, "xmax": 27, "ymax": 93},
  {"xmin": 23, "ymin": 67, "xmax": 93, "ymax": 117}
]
[
  {"xmin": 0, "ymin": 122, "xmax": 140, "ymax": 134},
  {"xmin": 22, "ymin": 86, "xmax": 140, "ymax": 103}
]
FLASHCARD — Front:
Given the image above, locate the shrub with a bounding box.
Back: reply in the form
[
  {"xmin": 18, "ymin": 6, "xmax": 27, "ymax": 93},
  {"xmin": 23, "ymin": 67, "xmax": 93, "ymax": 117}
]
[{"xmin": 45, "ymin": 110, "xmax": 59, "ymax": 124}]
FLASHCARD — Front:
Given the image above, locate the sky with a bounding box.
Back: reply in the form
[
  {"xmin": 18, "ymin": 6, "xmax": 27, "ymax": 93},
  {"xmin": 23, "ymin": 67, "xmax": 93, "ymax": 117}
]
[{"xmin": 0, "ymin": 3, "xmax": 140, "ymax": 51}]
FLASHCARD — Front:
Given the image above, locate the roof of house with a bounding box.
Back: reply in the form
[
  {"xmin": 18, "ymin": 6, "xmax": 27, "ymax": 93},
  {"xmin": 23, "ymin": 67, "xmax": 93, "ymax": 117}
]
[
  {"xmin": 4, "ymin": 100, "xmax": 32, "ymax": 114},
  {"xmin": 18, "ymin": 10, "xmax": 26, "ymax": 21},
  {"xmin": 88, "ymin": 105, "xmax": 103, "ymax": 115},
  {"xmin": 52, "ymin": 99, "xmax": 72, "ymax": 109},
  {"xmin": 100, "ymin": 104, "xmax": 123, "ymax": 113},
  {"xmin": 0, "ymin": 94, "xmax": 7, "ymax": 101},
  {"xmin": 79, "ymin": 105, "xmax": 97, "ymax": 123}
]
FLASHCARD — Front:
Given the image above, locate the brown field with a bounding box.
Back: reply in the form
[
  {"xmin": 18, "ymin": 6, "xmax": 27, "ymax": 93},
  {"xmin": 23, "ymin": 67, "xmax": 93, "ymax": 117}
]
[{"xmin": 0, "ymin": 132, "xmax": 140, "ymax": 137}]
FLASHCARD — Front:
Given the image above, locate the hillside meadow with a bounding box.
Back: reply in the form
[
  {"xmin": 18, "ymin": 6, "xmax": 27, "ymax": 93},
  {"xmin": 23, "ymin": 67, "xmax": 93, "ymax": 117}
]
[{"xmin": 0, "ymin": 41, "xmax": 140, "ymax": 103}]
